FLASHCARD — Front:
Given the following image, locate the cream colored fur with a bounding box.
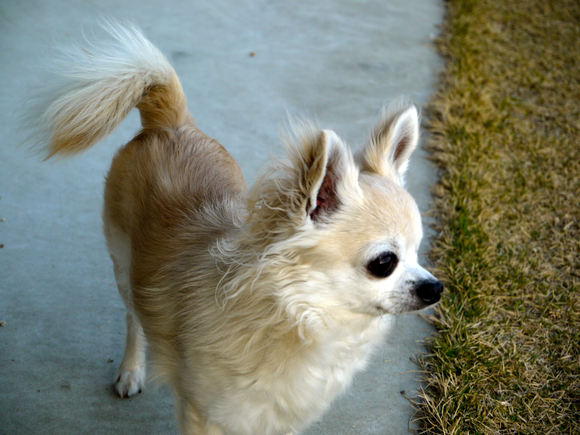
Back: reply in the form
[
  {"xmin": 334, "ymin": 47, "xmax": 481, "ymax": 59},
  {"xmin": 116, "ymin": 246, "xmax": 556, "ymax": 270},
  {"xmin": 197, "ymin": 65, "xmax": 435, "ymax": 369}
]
[{"xmin": 32, "ymin": 23, "xmax": 442, "ymax": 435}]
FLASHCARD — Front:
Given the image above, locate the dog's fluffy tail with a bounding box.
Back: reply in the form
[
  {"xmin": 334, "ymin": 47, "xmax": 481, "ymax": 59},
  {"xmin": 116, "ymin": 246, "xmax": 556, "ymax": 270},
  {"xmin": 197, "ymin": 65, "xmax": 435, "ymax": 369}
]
[{"xmin": 31, "ymin": 22, "xmax": 189, "ymax": 158}]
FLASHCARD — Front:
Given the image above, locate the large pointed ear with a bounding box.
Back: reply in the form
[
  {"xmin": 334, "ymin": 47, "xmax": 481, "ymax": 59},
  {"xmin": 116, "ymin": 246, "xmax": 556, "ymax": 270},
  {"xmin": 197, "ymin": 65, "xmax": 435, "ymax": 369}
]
[
  {"xmin": 289, "ymin": 129, "xmax": 351, "ymax": 223},
  {"xmin": 358, "ymin": 104, "xmax": 420, "ymax": 184},
  {"xmin": 247, "ymin": 127, "xmax": 353, "ymax": 239}
]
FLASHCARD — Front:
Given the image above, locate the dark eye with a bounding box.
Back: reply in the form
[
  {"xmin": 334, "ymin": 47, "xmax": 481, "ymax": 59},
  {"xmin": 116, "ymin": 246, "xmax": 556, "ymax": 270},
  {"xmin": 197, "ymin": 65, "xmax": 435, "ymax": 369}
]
[{"xmin": 367, "ymin": 252, "xmax": 398, "ymax": 278}]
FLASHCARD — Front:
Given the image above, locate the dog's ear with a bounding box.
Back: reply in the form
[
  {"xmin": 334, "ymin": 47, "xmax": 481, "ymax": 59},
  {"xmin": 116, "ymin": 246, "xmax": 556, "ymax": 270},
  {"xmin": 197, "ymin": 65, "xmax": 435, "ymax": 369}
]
[
  {"xmin": 358, "ymin": 104, "xmax": 419, "ymax": 184},
  {"xmin": 280, "ymin": 128, "xmax": 351, "ymax": 224},
  {"xmin": 300, "ymin": 129, "xmax": 349, "ymax": 222},
  {"xmin": 247, "ymin": 127, "xmax": 353, "ymax": 238}
]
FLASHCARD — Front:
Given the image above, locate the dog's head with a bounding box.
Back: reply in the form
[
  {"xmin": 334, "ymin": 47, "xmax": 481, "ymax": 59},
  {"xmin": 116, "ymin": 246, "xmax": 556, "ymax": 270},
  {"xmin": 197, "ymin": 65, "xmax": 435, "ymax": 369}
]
[{"xmin": 244, "ymin": 103, "xmax": 442, "ymax": 318}]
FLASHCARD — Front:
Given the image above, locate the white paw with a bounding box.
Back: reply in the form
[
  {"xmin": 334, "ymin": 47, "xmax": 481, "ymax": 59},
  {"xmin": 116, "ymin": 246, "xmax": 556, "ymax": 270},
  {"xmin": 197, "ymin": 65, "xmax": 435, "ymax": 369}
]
[{"xmin": 114, "ymin": 366, "xmax": 145, "ymax": 398}]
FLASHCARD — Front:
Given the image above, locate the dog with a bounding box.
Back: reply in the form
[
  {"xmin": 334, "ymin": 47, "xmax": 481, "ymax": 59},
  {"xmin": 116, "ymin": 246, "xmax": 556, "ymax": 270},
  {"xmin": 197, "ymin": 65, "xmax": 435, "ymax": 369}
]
[{"xmin": 32, "ymin": 23, "xmax": 443, "ymax": 435}]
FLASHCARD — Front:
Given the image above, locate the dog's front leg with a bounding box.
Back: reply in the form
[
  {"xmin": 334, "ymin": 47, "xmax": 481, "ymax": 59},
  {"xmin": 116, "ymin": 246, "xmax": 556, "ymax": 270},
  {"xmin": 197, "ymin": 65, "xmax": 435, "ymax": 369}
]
[{"xmin": 175, "ymin": 398, "xmax": 225, "ymax": 435}]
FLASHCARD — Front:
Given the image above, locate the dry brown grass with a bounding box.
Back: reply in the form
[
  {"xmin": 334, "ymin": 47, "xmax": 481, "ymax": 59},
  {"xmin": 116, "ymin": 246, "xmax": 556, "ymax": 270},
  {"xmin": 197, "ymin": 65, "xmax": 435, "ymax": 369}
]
[{"xmin": 413, "ymin": 0, "xmax": 580, "ymax": 433}]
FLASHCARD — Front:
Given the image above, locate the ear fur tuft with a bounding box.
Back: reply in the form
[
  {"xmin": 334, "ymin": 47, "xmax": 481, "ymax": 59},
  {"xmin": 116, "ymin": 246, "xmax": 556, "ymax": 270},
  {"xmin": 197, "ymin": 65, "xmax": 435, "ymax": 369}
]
[
  {"xmin": 358, "ymin": 101, "xmax": 420, "ymax": 184},
  {"xmin": 246, "ymin": 126, "xmax": 353, "ymax": 245}
]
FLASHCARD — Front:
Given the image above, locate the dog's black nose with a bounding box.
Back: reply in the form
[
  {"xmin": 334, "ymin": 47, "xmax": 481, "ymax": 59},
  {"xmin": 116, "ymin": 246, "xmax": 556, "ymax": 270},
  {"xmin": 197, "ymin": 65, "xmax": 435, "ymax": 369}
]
[{"xmin": 416, "ymin": 280, "xmax": 444, "ymax": 305}]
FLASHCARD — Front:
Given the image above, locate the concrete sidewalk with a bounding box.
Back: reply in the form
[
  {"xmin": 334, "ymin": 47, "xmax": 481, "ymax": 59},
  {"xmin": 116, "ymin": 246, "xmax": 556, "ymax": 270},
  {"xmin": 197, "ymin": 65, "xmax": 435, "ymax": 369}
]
[{"xmin": 0, "ymin": 1, "xmax": 442, "ymax": 433}]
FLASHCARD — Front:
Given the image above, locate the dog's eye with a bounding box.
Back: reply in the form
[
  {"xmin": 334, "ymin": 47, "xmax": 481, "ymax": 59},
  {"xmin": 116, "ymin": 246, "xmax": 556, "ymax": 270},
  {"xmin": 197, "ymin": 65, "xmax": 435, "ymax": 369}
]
[{"xmin": 367, "ymin": 252, "xmax": 398, "ymax": 278}]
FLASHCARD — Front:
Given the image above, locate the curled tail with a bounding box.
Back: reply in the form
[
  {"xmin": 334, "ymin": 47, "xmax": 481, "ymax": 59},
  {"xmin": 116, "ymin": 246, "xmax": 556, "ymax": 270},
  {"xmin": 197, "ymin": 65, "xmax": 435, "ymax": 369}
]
[{"xmin": 32, "ymin": 22, "xmax": 189, "ymax": 158}]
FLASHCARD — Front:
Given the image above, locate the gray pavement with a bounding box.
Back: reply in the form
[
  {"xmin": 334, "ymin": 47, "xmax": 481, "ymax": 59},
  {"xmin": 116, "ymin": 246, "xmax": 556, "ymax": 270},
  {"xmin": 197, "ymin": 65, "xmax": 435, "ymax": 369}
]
[{"xmin": 0, "ymin": 1, "xmax": 442, "ymax": 433}]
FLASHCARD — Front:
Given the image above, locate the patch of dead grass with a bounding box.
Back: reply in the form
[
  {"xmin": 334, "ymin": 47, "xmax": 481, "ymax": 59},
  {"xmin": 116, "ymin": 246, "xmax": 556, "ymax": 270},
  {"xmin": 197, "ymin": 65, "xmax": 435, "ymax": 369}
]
[{"xmin": 413, "ymin": 0, "xmax": 580, "ymax": 433}]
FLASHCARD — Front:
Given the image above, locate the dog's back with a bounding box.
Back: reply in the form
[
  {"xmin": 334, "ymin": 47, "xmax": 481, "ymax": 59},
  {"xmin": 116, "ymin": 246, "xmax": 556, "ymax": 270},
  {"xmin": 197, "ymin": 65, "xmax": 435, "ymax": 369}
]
[{"xmin": 104, "ymin": 124, "xmax": 246, "ymax": 344}]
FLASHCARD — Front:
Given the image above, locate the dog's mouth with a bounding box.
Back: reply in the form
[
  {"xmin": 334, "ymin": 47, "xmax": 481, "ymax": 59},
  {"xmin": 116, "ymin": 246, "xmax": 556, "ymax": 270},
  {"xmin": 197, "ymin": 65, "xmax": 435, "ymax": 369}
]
[
  {"xmin": 373, "ymin": 279, "xmax": 444, "ymax": 315},
  {"xmin": 374, "ymin": 305, "xmax": 390, "ymax": 315}
]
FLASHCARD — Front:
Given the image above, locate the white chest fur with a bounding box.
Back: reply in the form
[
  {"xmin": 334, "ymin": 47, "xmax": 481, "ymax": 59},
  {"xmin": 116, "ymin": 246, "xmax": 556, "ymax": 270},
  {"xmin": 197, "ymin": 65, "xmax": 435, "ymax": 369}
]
[{"xmin": 209, "ymin": 317, "xmax": 388, "ymax": 435}]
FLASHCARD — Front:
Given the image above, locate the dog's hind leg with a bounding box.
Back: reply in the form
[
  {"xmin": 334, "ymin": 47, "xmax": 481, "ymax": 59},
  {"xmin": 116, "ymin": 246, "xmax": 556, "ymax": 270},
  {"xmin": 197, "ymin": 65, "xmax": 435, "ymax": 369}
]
[
  {"xmin": 105, "ymin": 222, "xmax": 147, "ymax": 398},
  {"xmin": 114, "ymin": 308, "xmax": 147, "ymax": 398},
  {"xmin": 112, "ymin": 258, "xmax": 147, "ymax": 397}
]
